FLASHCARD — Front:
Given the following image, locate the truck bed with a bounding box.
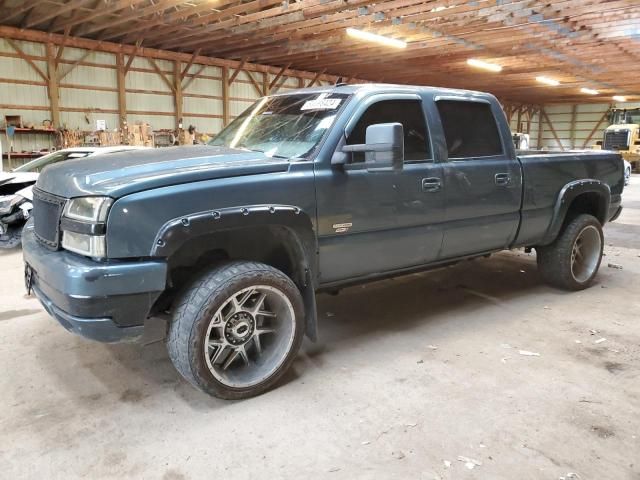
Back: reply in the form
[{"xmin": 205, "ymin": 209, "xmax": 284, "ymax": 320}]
[{"xmin": 514, "ymin": 149, "xmax": 624, "ymax": 247}]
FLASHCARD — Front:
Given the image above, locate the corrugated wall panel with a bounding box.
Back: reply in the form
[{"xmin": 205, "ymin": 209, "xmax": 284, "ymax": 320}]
[
  {"xmin": 63, "ymin": 64, "xmax": 116, "ymax": 89},
  {"xmin": 59, "ymin": 112, "xmax": 120, "ymax": 131},
  {"xmin": 60, "ymin": 88, "xmax": 118, "ymax": 112},
  {"xmin": 0, "ymin": 38, "xmax": 44, "ymax": 56},
  {"xmin": 127, "ymin": 114, "xmax": 174, "ymax": 130},
  {"xmin": 126, "ymin": 92, "xmax": 174, "ymax": 113},
  {"xmin": 0, "ymin": 56, "xmax": 48, "ymax": 82}
]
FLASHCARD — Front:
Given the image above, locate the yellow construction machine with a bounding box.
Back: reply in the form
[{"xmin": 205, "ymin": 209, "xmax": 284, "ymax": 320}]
[{"xmin": 596, "ymin": 108, "xmax": 640, "ymax": 170}]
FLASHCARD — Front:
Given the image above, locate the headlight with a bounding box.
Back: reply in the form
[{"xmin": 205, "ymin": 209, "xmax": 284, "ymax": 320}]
[
  {"xmin": 62, "ymin": 231, "xmax": 106, "ymax": 258},
  {"xmin": 64, "ymin": 197, "xmax": 112, "ymax": 222},
  {"xmin": 61, "ymin": 196, "xmax": 112, "ymax": 258}
]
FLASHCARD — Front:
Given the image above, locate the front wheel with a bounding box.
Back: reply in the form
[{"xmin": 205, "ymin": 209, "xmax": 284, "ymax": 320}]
[
  {"xmin": 167, "ymin": 261, "xmax": 305, "ymax": 399},
  {"xmin": 536, "ymin": 214, "xmax": 604, "ymax": 291}
]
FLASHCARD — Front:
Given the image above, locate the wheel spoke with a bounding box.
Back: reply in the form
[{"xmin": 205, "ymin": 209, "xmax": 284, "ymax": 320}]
[
  {"xmin": 209, "ymin": 342, "xmax": 227, "ymax": 364},
  {"xmin": 255, "ymin": 326, "xmax": 276, "ymax": 336},
  {"xmin": 251, "ymin": 292, "xmax": 267, "ymax": 313},
  {"xmin": 222, "ymin": 349, "xmax": 240, "ymax": 370},
  {"xmin": 236, "ymin": 289, "xmax": 255, "ymax": 309},
  {"xmin": 238, "ymin": 345, "xmax": 250, "ymax": 365},
  {"xmin": 253, "ymin": 334, "xmax": 262, "ymax": 355},
  {"xmin": 256, "ymin": 310, "xmax": 276, "ymax": 318}
]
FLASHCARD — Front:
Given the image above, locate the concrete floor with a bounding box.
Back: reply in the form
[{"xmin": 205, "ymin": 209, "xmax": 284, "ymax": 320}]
[{"xmin": 1, "ymin": 181, "xmax": 639, "ymax": 480}]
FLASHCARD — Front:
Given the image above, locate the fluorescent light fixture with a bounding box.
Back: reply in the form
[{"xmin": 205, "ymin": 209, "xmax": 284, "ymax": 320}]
[
  {"xmin": 536, "ymin": 76, "xmax": 560, "ymax": 86},
  {"xmin": 466, "ymin": 58, "xmax": 502, "ymax": 72},
  {"xmin": 345, "ymin": 28, "xmax": 406, "ymax": 49},
  {"xmin": 612, "ymin": 95, "xmax": 627, "ymax": 102},
  {"xmin": 580, "ymin": 87, "xmax": 599, "ymax": 95}
]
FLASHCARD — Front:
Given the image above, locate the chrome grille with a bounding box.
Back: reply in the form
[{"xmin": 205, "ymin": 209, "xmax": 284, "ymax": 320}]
[
  {"xmin": 33, "ymin": 188, "xmax": 66, "ymax": 249},
  {"xmin": 603, "ymin": 130, "xmax": 630, "ymax": 150}
]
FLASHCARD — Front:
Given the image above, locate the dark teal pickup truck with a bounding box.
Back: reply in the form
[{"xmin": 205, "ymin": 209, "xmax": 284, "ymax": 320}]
[{"xmin": 23, "ymin": 84, "xmax": 624, "ymax": 399}]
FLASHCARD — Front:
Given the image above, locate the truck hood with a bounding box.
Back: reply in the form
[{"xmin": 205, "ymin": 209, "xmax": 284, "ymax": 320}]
[{"xmin": 36, "ymin": 145, "xmax": 291, "ymax": 198}]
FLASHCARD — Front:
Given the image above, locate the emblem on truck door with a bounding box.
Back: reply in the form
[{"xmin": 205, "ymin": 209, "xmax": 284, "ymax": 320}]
[{"xmin": 332, "ymin": 222, "xmax": 353, "ymax": 233}]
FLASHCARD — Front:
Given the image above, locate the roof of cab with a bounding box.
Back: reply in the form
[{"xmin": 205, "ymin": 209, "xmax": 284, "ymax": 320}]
[{"xmin": 277, "ymin": 83, "xmax": 492, "ymax": 100}]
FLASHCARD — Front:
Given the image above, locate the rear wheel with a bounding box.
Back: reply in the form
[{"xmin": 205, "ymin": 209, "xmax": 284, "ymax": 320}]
[
  {"xmin": 167, "ymin": 261, "xmax": 305, "ymax": 399},
  {"xmin": 536, "ymin": 214, "xmax": 603, "ymax": 290}
]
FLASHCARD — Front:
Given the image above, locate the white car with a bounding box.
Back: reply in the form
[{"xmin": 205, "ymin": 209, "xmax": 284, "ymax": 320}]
[
  {"xmin": 624, "ymin": 159, "xmax": 631, "ymax": 186},
  {"xmin": 0, "ymin": 146, "xmax": 148, "ymax": 248}
]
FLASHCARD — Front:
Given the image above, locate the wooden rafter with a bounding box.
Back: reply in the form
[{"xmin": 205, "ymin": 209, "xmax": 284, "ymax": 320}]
[
  {"xmin": 182, "ymin": 64, "xmax": 207, "ymax": 92},
  {"xmin": 269, "ymin": 64, "xmax": 291, "ymax": 91},
  {"xmin": 228, "ymin": 58, "xmax": 247, "ymax": 85},
  {"xmin": 58, "ymin": 49, "xmax": 94, "ymax": 81}
]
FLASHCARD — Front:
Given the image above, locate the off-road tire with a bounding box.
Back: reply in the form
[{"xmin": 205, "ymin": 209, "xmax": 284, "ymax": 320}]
[
  {"xmin": 536, "ymin": 214, "xmax": 603, "ymax": 291},
  {"xmin": 166, "ymin": 261, "xmax": 305, "ymax": 399}
]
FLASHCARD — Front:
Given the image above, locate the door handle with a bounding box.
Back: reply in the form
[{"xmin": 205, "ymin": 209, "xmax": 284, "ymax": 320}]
[
  {"xmin": 495, "ymin": 173, "xmax": 511, "ymax": 186},
  {"xmin": 422, "ymin": 177, "xmax": 442, "ymax": 192}
]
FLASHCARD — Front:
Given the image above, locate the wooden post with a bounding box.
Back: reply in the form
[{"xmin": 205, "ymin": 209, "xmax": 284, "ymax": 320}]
[
  {"xmin": 174, "ymin": 60, "xmax": 183, "ymax": 130},
  {"xmin": 537, "ymin": 106, "xmax": 544, "ymax": 150},
  {"xmin": 222, "ymin": 66, "xmax": 230, "ymax": 127},
  {"xmin": 45, "ymin": 43, "xmax": 60, "ymax": 128},
  {"xmin": 116, "ymin": 52, "xmax": 127, "ymax": 132},
  {"xmin": 569, "ymin": 104, "xmax": 577, "ymax": 149},
  {"xmin": 262, "ymin": 71, "xmax": 269, "ymax": 96},
  {"xmin": 516, "ymin": 106, "xmax": 522, "ymax": 133}
]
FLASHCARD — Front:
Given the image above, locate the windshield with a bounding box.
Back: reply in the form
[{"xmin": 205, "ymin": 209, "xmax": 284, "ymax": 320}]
[
  {"xmin": 209, "ymin": 92, "xmax": 350, "ymax": 159},
  {"xmin": 611, "ymin": 109, "xmax": 640, "ymax": 125},
  {"xmin": 13, "ymin": 151, "xmax": 92, "ymax": 172}
]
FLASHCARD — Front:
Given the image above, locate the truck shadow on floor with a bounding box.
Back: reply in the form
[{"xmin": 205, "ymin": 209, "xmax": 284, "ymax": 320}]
[{"xmin": 45, "ymin": 251, "xmax": 577, "ymax": 409}]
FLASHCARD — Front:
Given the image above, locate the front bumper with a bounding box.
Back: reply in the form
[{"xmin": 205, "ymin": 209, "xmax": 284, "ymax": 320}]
[{"xmin": 22, "ymin": 220, "xmax": 167, "ymax": 343}]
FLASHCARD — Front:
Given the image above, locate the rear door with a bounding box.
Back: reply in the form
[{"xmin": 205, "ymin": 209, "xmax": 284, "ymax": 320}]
[{"xmin": 435, "ymin": 98, "xmax": 522, "ymax": 258}]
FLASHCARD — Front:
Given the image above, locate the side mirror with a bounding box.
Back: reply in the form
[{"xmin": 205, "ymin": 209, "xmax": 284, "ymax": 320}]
[{"xmin": 341, "ymin": 123, "xmax": 404, "ymax": 170}]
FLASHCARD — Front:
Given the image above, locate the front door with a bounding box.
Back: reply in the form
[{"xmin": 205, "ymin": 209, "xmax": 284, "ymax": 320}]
[{"xmin": 315, "ymin": 96, "xmax": 445, "ymax": 284}]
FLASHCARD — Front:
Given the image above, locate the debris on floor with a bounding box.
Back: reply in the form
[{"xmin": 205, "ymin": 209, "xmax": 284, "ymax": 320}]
[
  {"xmin": 519, "ymin": 350, "xmax": 540, "ymax": 356},
  {"xmin": 607, "ymin": 263, "xmax": 623, "ymax": 270},
  {"xmin": 594, "ymin": 338, "xmax": 607, "ymax": 344},
  {"xmin": 392, "ymin": 450, "xmax": 406, "ymax": 460},
  {"xmin": 361, "ymin": 441, "xmax": 370, "ymax": 445},
  {"xmin": 427, "ymin": 345, "xmax": 438, "ymax": 350},
  {"xmin": 559, "ymin": 473, "xmax": 580, "ymax": 480},
  {"xmin": 457, "ymin": 455, "xmax": 482, "ymax": 469},
  {"xmin": 443, "ymin": 460, "xmax": 452, "ymax": 468}
]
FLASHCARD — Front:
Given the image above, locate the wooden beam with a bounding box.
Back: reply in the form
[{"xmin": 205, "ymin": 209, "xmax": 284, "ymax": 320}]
[
  {"xmin": 58, "ymin": 49, "xmax": 93, "ymax": 81},
  {"xmin": 222, "ymin": 66, "xmax": 230, "ymax": 126},
  {"xmin": 24, "ymin": 0, "xmax": 91, "ymax": 29},
  {"xmin": 537, "ymin": 105, "xmax": 544, "ymax": 149},
  {"xmin": 181, "ymin": 48, "xmax": 201, "ymax": 81},
  {"xmin": 569, "ymin": 104, "xmax": 578, "ymax": 149},
  {"xmin": 54, "ymin": 27, "xmax": 71, "ymax": 68},
  {"xmin": 123, "ymin": 39, "xmax": 143, "ymax": 75},
  {"xmin": 182, "ymin": 64, "xmax": 206, "ymax": 92},
  {"xmin": 582, "ymin": 108, "xmax": 611, "ymax": 148},
  {"xmin": 306, "ymin": 69, "xmax": 326, "ymax": 87},
  {"xmin": 270, "ymin": 75, "xmax": 289, "ymax": 94},
  {"xmin": 45, "ymin": 43, "xmax": 60, "ymax": 128},
  {"xmin": 174, "ymin": 60, "xmax": 183, "ymax": 130},
  {"xmin": 541, "ymin": 109, "xmax": 565, "ymax": 151},
  {"xmin": 6, "ymin": 39, "xmax": 48, "ymax": 82},
  {"xmin": 268, "ymin": 64, "xmax": 291, "ymax": 91},
  {"xmin": 116, "ymin": 52, "xmax": 127, "ymax": 132},
  {"xmin": 246, "ymin": 70, "xmax": 264, "ymax": 96},
  {"xmin": 3, "ymin": 0, "xmax": 39, "ymax": 23},
  {"xmin": 228, "ymin": 58, "xmax": 247, "ymax": 85},
  {"xmin": 147, "ymin": 57, "xmax": 175, "ymax": 92}
]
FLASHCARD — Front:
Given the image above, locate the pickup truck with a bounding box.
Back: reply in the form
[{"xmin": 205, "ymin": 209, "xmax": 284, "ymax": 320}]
[{"xmin": 23, "ymin": 84, "xmax": 624, "ymax": 399}]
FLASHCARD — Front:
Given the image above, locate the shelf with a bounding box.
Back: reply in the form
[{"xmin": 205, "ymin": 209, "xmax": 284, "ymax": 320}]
[
  {"xmin": 0, "ymin": 128, "xmax": 57, "ymax": 134},
  {"xmin": 2, "ymin": 152, "xmax": 47, "ymax": 159}
]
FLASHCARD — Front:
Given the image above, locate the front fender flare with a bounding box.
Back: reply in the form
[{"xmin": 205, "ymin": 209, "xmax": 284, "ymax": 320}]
[{"xmin": 151, "ymin": 204, "xmax": 319, "ymax": 341}]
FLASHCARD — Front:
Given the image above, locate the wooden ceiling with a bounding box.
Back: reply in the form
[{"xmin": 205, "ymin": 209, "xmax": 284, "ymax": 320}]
[{"xmin": 2, "ymin": 0, "xmax": 640, "ymax": 103}]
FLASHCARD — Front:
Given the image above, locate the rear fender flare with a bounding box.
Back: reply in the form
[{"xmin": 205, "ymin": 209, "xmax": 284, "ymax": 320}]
[{"xmin": 542, "ymin": 179, "xmax": 610, "ymax": 245}]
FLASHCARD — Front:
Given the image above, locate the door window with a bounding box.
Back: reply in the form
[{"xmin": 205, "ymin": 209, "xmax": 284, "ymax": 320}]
[
  {"xmin": 436, "ymin": 100, "xmax": 503, "ymax": 159},
  {"xmin": 347, "ymin": 99, "xmax": 431, "ymax": 162}
]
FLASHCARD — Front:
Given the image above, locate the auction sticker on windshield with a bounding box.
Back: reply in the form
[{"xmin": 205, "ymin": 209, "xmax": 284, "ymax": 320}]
[{"xmin": 301, "ymin": 93, "xmax": 342, "ymax": 111}]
